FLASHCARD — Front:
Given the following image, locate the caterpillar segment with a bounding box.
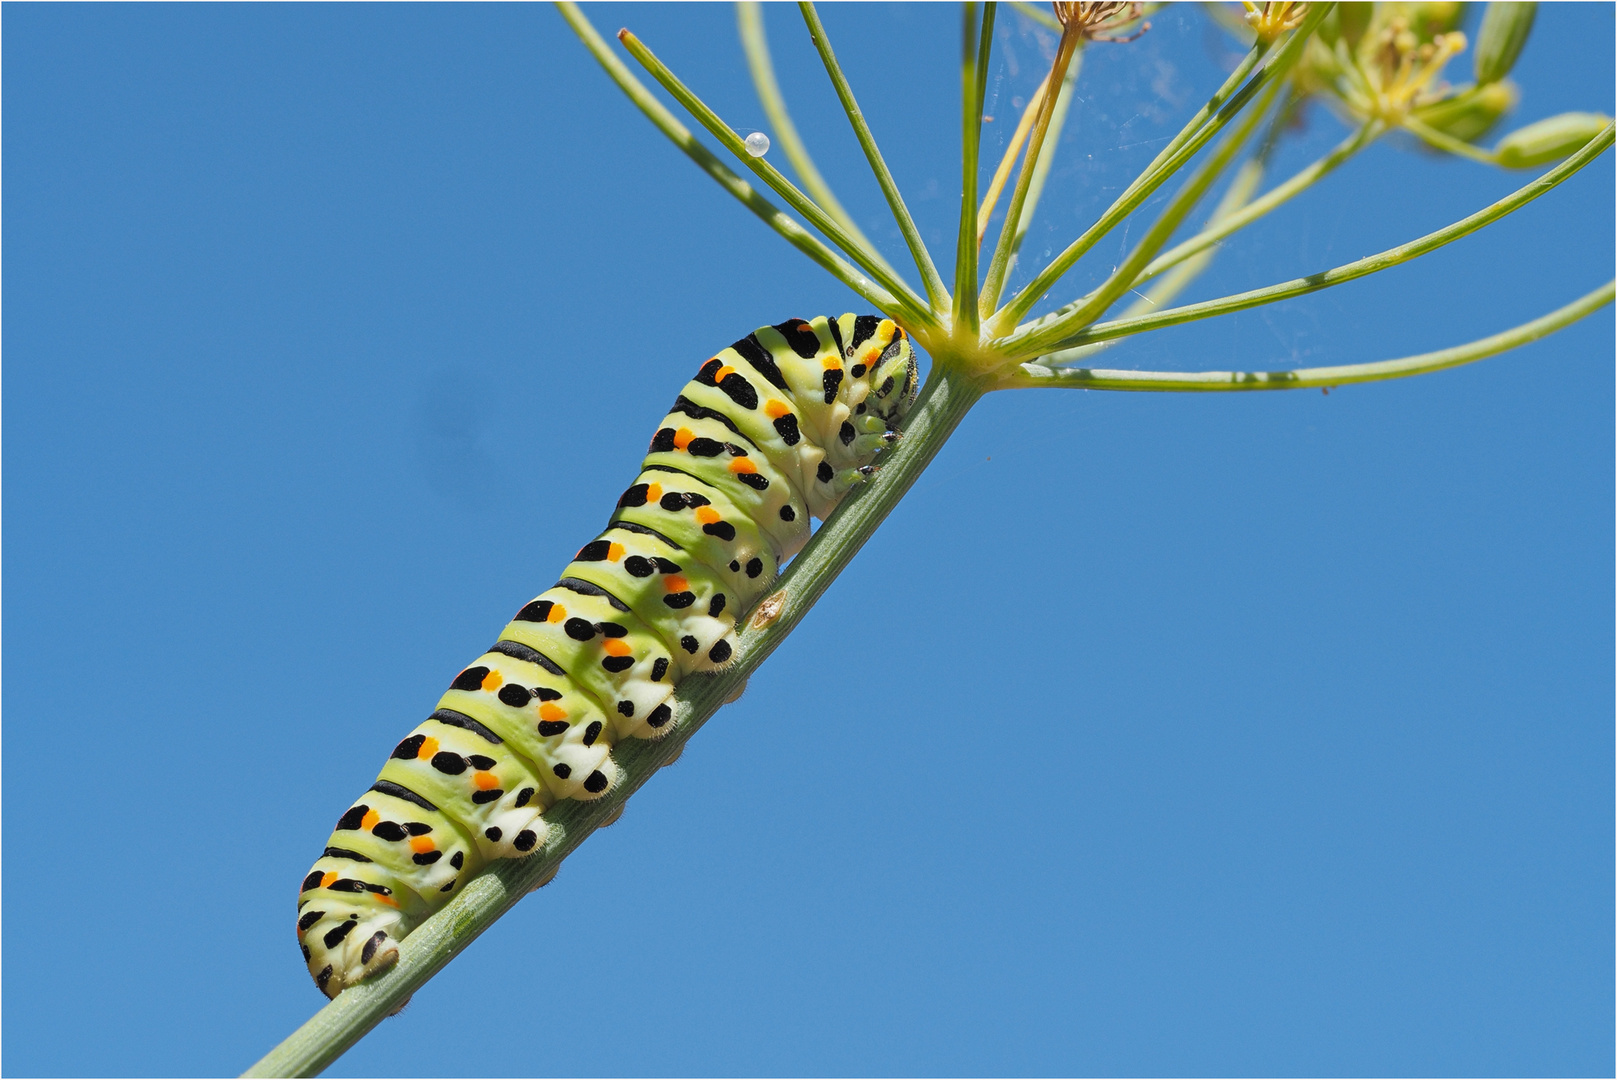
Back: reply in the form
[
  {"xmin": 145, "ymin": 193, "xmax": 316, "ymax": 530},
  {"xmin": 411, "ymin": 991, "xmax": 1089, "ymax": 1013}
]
[
  {"xmin": 561, "ymin": 527, "xmax": 741, "ymax": 677},
  {"xmin": 612, "ymin": 469, "xmax": 781, "ymax": 604},
  {"xmin": 297, "ymin": 313, "xmax": 919, "ymax": 998},
  {"xmin": 436, "ymin": 645, "xmax": 619, "ymax": 803}
]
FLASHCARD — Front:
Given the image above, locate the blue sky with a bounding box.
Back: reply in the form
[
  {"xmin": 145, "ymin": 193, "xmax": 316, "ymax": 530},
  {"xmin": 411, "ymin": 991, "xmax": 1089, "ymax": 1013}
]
[{"xmin": 4, "ymin": 4, "xmax": 1612, "ymax": 1076}]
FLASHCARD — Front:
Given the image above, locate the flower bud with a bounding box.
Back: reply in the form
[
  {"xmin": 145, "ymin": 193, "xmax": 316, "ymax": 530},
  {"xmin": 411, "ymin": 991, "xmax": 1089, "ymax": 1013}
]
[
  {"xmin": 1413, "ymin": 81, "xmax": 1517, "ymax": 143},
  {"xmin": 1336, "ymin": 2, "xmax": 1374, "ymax": 48},
  {"xmin": 1494, "ymin": 112, "xmax": 1613, "ymax": 168},
  {"xmin": 1407, "ymin": 2, "xmax": 1464, "ymax": 37},
  {"xmin": 1473, "ymin": 2, "xmax": 1536, "ymax": 85}
]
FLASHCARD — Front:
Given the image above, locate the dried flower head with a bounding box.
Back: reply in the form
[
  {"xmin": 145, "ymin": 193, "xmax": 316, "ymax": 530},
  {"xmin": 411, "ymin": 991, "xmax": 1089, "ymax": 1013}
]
[{"xmin": 1053, "ymin": 2, "xmax": 1150, "ymax": 43}]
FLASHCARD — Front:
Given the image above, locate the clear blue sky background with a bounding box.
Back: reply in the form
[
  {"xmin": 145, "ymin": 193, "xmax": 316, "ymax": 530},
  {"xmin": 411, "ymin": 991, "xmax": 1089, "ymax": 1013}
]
[{"xmin": 5, "ymin": 4, "xmax": 1612, "ymax": 1076}]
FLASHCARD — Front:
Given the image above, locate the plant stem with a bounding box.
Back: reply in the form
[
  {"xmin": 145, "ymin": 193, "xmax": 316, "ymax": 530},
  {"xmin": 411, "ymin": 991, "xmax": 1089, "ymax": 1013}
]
[
  {"xmin": 978, "ymin": 70, "xmax": 1052, "ymax": 245},
  {"xmin": 1135, "ymin": 119, "xmax": 1383, "ymax": 286},
  {"xmin": 954, "ymin": 2, "xmax": 996, "ymax": 334},
  {"xmin": 1009, "ymin": 46, "xmax": 1084, "ymax": 263},
  {"xmin": 736, "ymin": 2, "xmax": 893, "ymax": 278},
  {"xmin": 1010, "ymin": 279, "xmax": 1614, "ymax": 390},
  {"xmin": 978, "ymin": 24, "xmax": 1081, "ymax": 317},
  {"xmin": 617, "ymin": 27, "xmax": 935, "ymax": 329},
  {"xmin": 997, "ymin": 2, "xmax": 1329, "ymax": 339},
  {"xmin": 1010, "ymin": 0, "xmax": 1061, "ymax": 32},
  {"xmin": 1403, "ymin": 114, "xmax": 1501, "ymax": 166},
  {"xmin": 1003, "ymin": 121, "xmax": 1615, "ymax": 358},
  {"xmin": 1037, "ymin": 143, "xmax": 1271, "ymax": 368},
  {"xmin": 241, "ymin": 361, "xmax": 987, "ymax": 1078},
  {"xmin": 556, "ymin": 3, "xmax": 905, "ymax": 319},
  {"xmin": 799, "ymin": 2, "xmax": 952, "ymax": 314},
  {"xmin": 1037, "ymin": 80, "xmax": 1280, "ymax": 340},
  {"xmin": 990, "ymin": 35, "xmax": 1273, "ymax": 332}
]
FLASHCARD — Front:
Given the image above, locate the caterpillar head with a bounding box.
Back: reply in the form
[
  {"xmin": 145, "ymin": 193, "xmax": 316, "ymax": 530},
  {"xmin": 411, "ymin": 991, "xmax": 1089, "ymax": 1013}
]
[{"xmin": 859, "ymin": 320, "xmax": 919, "ymax": 430}]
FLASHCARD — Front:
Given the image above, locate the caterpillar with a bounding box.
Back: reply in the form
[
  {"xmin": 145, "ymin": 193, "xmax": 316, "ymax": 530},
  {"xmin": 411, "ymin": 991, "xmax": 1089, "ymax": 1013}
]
[{"xmin": 296, "ymin": 314, "xmax": 919, "ymax": 997}]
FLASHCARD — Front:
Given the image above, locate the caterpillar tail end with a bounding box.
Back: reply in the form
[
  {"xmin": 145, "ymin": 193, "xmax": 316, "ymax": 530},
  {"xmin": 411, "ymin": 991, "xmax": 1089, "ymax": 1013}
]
[{"xmin": 301, "ymin": 909, "xmax": 403, "ymax": 1000}]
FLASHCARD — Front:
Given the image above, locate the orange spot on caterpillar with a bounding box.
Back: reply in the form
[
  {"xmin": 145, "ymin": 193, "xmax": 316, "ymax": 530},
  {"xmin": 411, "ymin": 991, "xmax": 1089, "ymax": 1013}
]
[
  {"xmin": 663, "ymin": 574, "xmax": 689, "ymax": 593},
  {"xmin": 764, "ymin": 400, "xmax": 790, "ymax": 419},
  {"xmin": 607, "ymin": 542, "xmax": 625, "ymax": 561},
  {"xmin": 695, "ymin": 507, "xmax": 721, "ymax": 525},
  {"xmin": 320, "ymin": 871, "xmax": 338, "ymax": 889},
  {"xmin": 481, "ymin": 669, "xmax": 503, "ymax": 692},
  {"xmin": 417, "ymin": 737, "xmax": 439, "ymax": 760},
  {"xmin": 673, "ymin": 427, "xmax": 694, "ymax": 450},
  {"xmin": 361, "ymin": 810, "xmax": 380, "ymax": 831},
  {"xmin": 374, "ymin": 893, "xmax": 400, "ymax": 908},
  {"xmin": 539, "ymin": 702, "xmax": 567, "ymax": 722},
  {"xmin": 473, "ymin": 771, "xmax": 499, "ymax": 791},
  {"xmin": 645, "ymin": 483, "xmax": 663, "ymax": 502},
  {"xmin": 547, "ymin": 604, "xmax": 567, "ymax": 623},
  {"xmin": 410, "ymin": 836, "xmax": 435, "ymax": 854},
  {"xmin": 715, "ymin": 365, "xmax": 736, "ymax": 381},
  {"xmin": 728, "ymin": 458, "xmax": 757, "ymax": 475},
  {"xmin": 822, "ymin": 357, "xmax": 843, "ymax": 371},
  {"xmin": 601, "ymin": 639, "xmax": 632, "ymax": 657}
]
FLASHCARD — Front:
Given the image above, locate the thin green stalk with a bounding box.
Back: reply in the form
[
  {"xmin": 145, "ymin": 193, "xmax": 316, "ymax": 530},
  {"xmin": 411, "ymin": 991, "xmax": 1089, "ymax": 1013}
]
[
  {"xmin": 243, "ymin": 360, "xmax": 989, "ymax": 1079},
  {"xmin": 736, "ymin": 2, "xmax": 893, "ymax": 278},
  {"xmin": 995, "ymin": 2, "xmax": 1331, "ymax": 337},
  {"xmin": 978, "ymin": 23, "xmax": 1081, "ymax": 318},
  {"xmin": 1001, "ymin": 121, "xmax": 1616, "ymax": 358},
  {"xmin": 1033, "ymin": 80, "xmax": 1279, "ymax": 343},
  {"xmin": 1009, "ymin": 44, "xmax": 1083, "ymax": 265},
  {"xmin": 557, "ymin": 3, "xmax": 903, "ymax": 318},
  {"xmin": 618, "ymin": 27, "xmax": 934, "ymax": 329},
  {"xmin": 799, "ymin": 2, "xmax": 951, "ymax": 314},
  {"xmin": 1010, "ymin": 279, "xmax": 1614, "ymax": 390},
  {"xmin": 990, "ymin": 35, "xmax": 1274, "ymax": 332},
  {"xmin": 1402, "ymin": 114, "xmax": 1501, "ymax": 166},
  {"xmin": 1039, "ymin": 151, "xmax": 1269, "ymax": 368},
  {"xmin": 1010, "ymin": 0, "xmax": 1061, "ymax": 32},
  {"xmin": 1136, "ymin": 118, "xmax": 1383, "ymax": 286},
  {"xmin": 954, "ymin": 2, "xmax": 996, "ymax": 334}
]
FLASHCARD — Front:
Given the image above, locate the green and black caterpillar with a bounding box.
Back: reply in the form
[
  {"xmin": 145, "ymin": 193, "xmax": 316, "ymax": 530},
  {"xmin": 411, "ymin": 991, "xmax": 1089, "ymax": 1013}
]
[{"xmin": 297, "ymin": 314, "xmax": 918, "ymax": 997}]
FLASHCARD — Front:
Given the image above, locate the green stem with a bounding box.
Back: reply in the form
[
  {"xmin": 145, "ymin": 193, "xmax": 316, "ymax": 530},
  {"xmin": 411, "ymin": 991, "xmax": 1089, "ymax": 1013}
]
[
  {"xmin": 799, "ymin": 2, "xmax": 952, "ymax": 314},
  {"xmin": 557, "ymin": 3, "xmax": 904, "ymax": 318},
  {"xmin": 736, "ymin": 2, "xmax": 893, "ymax": 277},
  {"xmin": 1034, "ymin": 79, "xmax": 1279, "ymax": 343},
  {"xmin": 243, "ymin": 362, "xmax": 989, "ymax": 1078},
  {"xmin": 996, "ymin": 3, "xmax": 1330, "ymax": 338},
  {"xmin": 1402, "ymin": 114, "xmax": 1501, "ymax": 166},
  {"xmin": 617, "ymin": 27, "xmax": 935, "ymax": 329},
  {"xmin": 1008, "ymin": 45, "xmax": 1084, "ymax": 263},
  {"xmin": 978, "ymin": 24, "xmax": 1081, "ymax": 318},
  {"xmin": 1010, "ymin": 279, "xmax": 1614, "ymax": 390},
  {"xmin": 954, "ymin": 2, "xmax": 996, "ymax": 335},
  {"xmin": 1038, "ymin": 150, "xmax": 1269, "ymax": 368},
  {"xmin": 990, "ymin": 34, "xmax": 1273, "ymax": 331},
  {"xmin": 1002, "ymin": 121, "xmax": 1615, "ymax": 358},
  {"xmin": 1009, "ymin": 0, "xmax": 1061, "ymax": 32},
  {"xmin": 1136, "ymin": 118, "xmax": 1383, "ymax": 286}
]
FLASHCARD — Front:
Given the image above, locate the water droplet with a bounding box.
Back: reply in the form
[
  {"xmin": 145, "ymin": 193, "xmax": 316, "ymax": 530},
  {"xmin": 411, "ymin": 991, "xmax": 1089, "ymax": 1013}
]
[{"xmin": 743, "ymin": 131, "xmax": 770, "ymax": 157}]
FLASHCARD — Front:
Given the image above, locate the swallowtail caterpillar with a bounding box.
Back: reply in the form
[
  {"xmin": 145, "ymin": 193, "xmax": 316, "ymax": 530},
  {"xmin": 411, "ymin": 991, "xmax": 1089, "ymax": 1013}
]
[{"xmin": 296, "ymin": 314, "xmax": 918, "ymax": 997}]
